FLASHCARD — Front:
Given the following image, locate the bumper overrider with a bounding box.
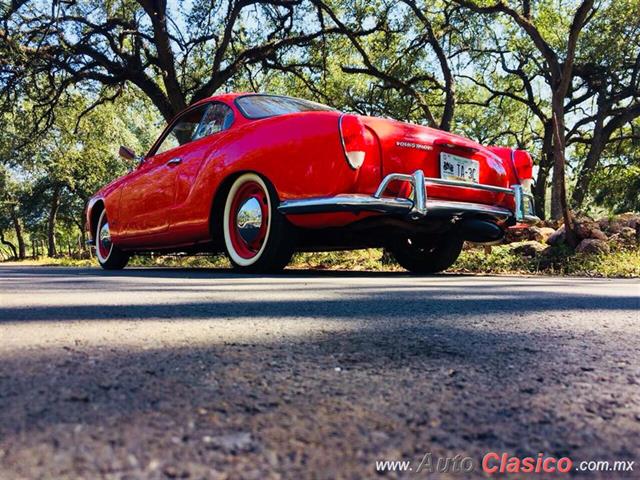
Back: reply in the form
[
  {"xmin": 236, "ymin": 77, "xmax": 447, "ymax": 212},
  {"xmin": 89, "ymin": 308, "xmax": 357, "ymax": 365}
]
[{"xmin": 278, "ymin": 169, "xmax": 540, "ymax": 225}]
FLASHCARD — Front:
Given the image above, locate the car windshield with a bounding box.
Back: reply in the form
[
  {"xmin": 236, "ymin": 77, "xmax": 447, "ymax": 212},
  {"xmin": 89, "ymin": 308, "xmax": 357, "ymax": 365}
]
[{"xmin": 235, "ymin": 95, "xmax": 335, "ymax": 119}]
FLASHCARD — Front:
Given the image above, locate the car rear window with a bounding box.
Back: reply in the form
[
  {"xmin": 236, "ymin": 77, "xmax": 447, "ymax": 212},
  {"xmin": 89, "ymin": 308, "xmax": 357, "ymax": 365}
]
[{"xmin": 235, "ymin": 95, "xmax": 335, "ymax": 119}]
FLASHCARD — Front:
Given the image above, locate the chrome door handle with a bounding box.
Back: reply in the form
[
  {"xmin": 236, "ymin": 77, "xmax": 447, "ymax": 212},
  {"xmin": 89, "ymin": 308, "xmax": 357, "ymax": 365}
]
[{"xmin": 166, "ymin": 158, "xmax": 182, "ymax": 166}]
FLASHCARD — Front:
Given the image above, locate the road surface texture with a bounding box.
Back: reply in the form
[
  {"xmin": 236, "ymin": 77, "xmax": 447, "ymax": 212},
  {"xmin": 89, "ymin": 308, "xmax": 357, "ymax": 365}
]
[{"xmin": 0, "ymin": 266, "xmax": 638, "ymax": 479}]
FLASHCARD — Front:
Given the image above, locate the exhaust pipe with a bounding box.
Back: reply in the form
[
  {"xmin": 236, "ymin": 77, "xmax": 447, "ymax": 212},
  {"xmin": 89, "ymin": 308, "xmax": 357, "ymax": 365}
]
[{"xmin": 456, "ymin": 219, "xmax": 504, "ymax": 243}]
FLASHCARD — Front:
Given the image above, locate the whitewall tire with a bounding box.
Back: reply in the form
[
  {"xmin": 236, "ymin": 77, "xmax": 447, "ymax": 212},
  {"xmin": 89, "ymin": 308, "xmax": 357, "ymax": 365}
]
[
  {"xmin": 95, "ymin": 209, "xmax": 129, "ymax": 270},
  {"xmin": 222, "ymin": 173, "xmax": 295, "ymax": 272}
]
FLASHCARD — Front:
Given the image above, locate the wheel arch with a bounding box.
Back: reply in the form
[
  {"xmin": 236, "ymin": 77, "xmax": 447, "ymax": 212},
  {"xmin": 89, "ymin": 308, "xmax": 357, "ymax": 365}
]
[
  {"xmin": 209, "ymin": 170, "xmax": 270, "ymax": 248},
  {"xmin": 88, "ymin": 199, "xmax": 105, "ymax": 240}
]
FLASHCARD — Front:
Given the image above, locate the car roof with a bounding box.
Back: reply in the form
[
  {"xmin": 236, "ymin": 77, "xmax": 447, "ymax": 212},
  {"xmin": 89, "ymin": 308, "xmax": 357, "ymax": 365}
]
[{"xmin": 191, "ymin": 92, "xmax": 255, "ymax": 108}]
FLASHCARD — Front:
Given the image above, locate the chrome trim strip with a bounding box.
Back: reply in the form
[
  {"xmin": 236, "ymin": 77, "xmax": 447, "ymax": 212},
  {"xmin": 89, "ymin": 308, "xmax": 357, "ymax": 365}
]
[
  {"xmin": 337, "ymin": 115, "xmax": 353, "ymax": 170},
  {"xmin": 278, "ymin": 169, "xmax": 540, "ymax": 224},
  {"xmin": 374, "ymin": 170, "xmax": 427, "ymax": 218},
  {"xmin": 374, "ymin": 173, "xmax": 413, "ymax": 197},
  {"xmin": 512, "ymin": 184, "xmax": 523, "ymax": 222},
  {"xmin": 412, "ymin": 169, "xmax": 427, "ymax": 217},
  {"xmin": 278, "ymin": 196, "xmax": 514, "ymax": 220},
  {"xmin": 278, "ymin": 195, "xmax": 413, "ymax": 215},
  {"xmin": 424, "ymin": 176, "xmax": 514, "ymax": 194},
  {"xmin": 424, "ymin": 199, "xmax": 512, "ymax": 219}
]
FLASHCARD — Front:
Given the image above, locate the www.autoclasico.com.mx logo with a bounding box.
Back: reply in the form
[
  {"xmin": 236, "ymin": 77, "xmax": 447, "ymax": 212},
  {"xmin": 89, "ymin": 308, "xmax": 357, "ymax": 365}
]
[{"xmin": 375, "ymin": 452, "xmax": 635, "ymax": 475}]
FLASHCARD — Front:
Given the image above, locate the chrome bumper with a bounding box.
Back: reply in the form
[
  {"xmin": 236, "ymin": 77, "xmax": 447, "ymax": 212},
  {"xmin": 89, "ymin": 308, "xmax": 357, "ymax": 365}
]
[{"xmin": 278, "ymin": 169, "xmax": 540, "ymax": 224}]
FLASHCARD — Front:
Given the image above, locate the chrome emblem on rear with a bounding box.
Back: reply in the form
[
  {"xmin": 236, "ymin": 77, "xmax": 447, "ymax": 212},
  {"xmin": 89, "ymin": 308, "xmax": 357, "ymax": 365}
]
[{"xmin": 396, "ymin": 141, "xmax": 433, "ymax": 151}]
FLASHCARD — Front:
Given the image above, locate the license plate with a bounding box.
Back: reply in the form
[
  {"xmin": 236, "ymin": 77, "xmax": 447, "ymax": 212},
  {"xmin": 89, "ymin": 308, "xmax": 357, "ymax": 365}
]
[{"xmin": 440, "ymin": 152, "xmax": 479, "ymax": 183}]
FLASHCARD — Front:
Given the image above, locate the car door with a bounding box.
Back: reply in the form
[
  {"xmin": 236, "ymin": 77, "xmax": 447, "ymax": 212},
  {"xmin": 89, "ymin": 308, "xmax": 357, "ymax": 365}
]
[
  {"xmin": 173, "ymin": 103, "xmax": 235, "ymax": 206},
  {"xmin": 119, "ymin": 105, "xmax": 209, "ymax": 238}
]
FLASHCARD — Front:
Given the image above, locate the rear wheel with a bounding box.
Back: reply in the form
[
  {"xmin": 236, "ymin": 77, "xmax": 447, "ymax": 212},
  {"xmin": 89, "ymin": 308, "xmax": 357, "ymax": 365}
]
[
  {"xmin": 95, "ymin": 209, "xmax": 129, "ymax": 270},
  {"xmin": 389, "ymin": 235, "xmax": 463, "ymax": 274},
  {"xmin": 222, "ymin": 173, "xmax": 295, "ymax": 272}
]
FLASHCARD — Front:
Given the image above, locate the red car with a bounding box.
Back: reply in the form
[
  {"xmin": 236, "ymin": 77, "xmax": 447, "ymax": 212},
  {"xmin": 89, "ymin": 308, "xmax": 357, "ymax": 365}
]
[{"xmin": 86, "ymin": 93, "xmax": 538, "ymax": 273}]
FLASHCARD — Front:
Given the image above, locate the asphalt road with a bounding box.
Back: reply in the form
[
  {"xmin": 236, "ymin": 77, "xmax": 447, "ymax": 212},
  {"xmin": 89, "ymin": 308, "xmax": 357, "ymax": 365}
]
[{"xmin": 0, "ymin": 266, "xmax": 638, "ymax": 479}]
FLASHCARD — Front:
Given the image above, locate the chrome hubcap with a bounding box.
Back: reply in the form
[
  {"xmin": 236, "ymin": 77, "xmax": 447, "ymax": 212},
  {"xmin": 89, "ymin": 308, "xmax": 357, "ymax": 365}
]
[
  {"xmin": 236, "ymin": 197, "xmax": 262, "ymax": 244},
  {"xmin": 99, "ymin": 221, "xmax": 112, "ymax": 252}
]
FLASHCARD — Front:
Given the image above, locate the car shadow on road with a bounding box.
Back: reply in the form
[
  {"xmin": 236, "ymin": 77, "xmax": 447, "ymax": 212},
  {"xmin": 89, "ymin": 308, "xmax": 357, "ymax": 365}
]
[{"xmin": 1, "ymin": 289, "xmax": 638, "ymax": 323}]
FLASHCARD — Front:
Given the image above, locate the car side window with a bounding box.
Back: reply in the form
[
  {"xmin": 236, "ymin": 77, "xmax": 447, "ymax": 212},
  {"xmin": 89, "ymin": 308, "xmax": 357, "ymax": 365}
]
[
  {"xmin": 192, "ymin": 103, "xmax": 234, "ymax": 141},
  {"xmin": 152, "ymin": 103, "xmax": 234, "ymax": 156},
  {"xmin": 154, "ymin": 105, "xmax": 208, "ymax": 156}
]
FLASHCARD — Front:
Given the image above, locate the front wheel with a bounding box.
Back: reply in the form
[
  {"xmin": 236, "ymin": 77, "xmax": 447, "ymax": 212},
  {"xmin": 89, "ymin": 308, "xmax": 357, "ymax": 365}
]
[
  {"xmin": 389, "ymin": 235, "xmax": 463, "ymax": 274},
  {"xmin": 222, "ymin": 173, "xmax": 295, "ymax": 273},
  {"xmin": 95, "ymin": 209, "xmax": 129, "ymax": 270}
]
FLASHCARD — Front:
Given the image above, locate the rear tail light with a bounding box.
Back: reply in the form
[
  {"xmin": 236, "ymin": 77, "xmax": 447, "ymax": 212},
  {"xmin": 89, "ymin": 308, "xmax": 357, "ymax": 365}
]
[
  {"xmin": 512, "ymin": 149, "xmax": 533, "ymax": 186},
  {"xmin": 339, "ymin": 114, "xmax": 367, "ymax": 169}
]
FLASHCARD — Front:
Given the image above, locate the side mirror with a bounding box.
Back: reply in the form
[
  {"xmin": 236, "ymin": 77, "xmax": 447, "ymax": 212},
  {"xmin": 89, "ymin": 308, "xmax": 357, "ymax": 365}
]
[
  {"xmin": 119, "ymin": 145, "xmax": 145, "ymax": 167},
  {"xmin": 119, "ymin": 145, "xmax": 137, "ymax": 160}
]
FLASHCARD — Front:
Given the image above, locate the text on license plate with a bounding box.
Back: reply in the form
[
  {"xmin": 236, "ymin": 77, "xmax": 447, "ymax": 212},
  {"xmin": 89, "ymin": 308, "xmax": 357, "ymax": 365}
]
[{"xmin": 440, "ymin": 152, "xmax": 479, "ymax": 183}]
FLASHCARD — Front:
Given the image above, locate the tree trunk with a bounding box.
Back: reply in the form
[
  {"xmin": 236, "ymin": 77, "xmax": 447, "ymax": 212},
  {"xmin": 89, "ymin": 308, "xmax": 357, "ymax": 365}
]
[
  {"xmin": 77, "ymin": 217, "xmax": 87, "ymax": 253},
  {"xmin": 48, "ymin": 185, "xmax": 62, "ymax": 257},
  {"xmin": 551, "ymin": 106, "xmax": 578, "ymax": 247},
  {"xmin": 533, "ymin": 120, "xmax": 554, "ymax": 220},
  {"xmin": 550, "ymin": 163, "xmax": 564, "ymax": 221},
  {"xmin": 550, "ymin": 103, "xmax": 568, "ymax": 222},
  {"xmin": 533, "ymin": 166, "xmax": 548, "ymax": 220},
  {"xmin": 571, "ymin": 95, "xmax": 607, "ymax": 209},
  {"xmin": 0, "ymin": 230, "xmax": 18, "ymax": 259},
  {"xmin": 10, "ymin": 208, "xmax": 26, "ymax": 259},
  {"xmin": 571, "ymin": 139, "xmax": 604, "ymax": 209}
]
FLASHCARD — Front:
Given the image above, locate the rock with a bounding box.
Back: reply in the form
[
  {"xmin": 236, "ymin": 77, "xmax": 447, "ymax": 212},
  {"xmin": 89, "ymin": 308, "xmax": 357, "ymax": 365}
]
[
  {"xmin": 608, "ymin": 220, "xmax": 625, "ymax": 234},
  {"xmin": 545, "ymin": 217, "xmax": 609, "ymax": 245},
  {"xmin": 504, "ymin": 226, "xmax": 532, "ymax": 243},
  {"xmin": 543, "ymin": 219, "xmax": 563, "ymax": 230},
  {"xmin": 620, "ymin": 227, "xmax": 637, "ymax": 242},
  {"xmin": 597, "ymin": 213, "xmax": 640, "ymax": 234},
  {"xmin": 506, "ymin": 224, "xmax": 561, "ymax": 244},
  {"xmin": 507, "ymin": 226, "xmax": 556, "ymax": 243},
  {"xmin": 608, "ymin": 233, "xmax": 622, "ymax": 247},
  {"xmin": 609, "ymin": 226, "xmax": 639, "ymax": 248},
  {"xmin": 574, "ymin": 216, "xmax": 599, "ymax": 240},
  {"xmin": 575, "ymin": 238, "xmax": 610, "ymax": 255},
  {"xmin": 590, "ymin": 229, "xmax": 608, "ymax": 241},
  {"xmin": 617, "ymin": 212, "xmax": 640, "ymax": 229},
  {"xmin": 505, "ymin": 224, "xmax": 558, "ymax": 243},
  {"xmin": 547, "ymin": 225, "xmax": 566, "ymax": 245},
  {"xmin": 597, "ymin": 217, "xmax": 610, "ymax": 231},
  {"xmin": 511, "ymin": 241, "xmax": 547, "ymax": 257},
  {"xmin": 531, "ymin": 227, "xmax": 556, "ymax": 243}
]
